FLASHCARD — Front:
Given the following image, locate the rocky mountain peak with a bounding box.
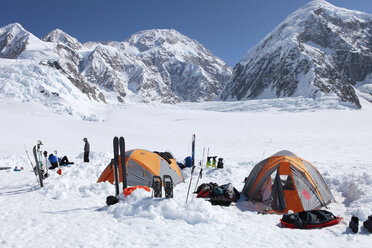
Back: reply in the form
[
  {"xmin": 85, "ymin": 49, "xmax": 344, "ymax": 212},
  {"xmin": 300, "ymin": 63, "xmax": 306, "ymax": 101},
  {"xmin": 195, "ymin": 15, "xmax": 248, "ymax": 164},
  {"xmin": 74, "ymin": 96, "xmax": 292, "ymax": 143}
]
[
  {"xmin": 124, "ymin": 29, "xmax": 187, "ymax": 52},
  {"xmin": 42, "ymin": 28, "xmax": 82, "ymax": 50},
  {"xmin": 1, "ymin": 22, "xmax": 26, "ymax": 35},
  {"xmin": 220, "ymin": 0, "xmax": 372, "ymax": 108},
  {"xmin": 0, "ymin": 23, "xmax": 30, "ymax": 58}
]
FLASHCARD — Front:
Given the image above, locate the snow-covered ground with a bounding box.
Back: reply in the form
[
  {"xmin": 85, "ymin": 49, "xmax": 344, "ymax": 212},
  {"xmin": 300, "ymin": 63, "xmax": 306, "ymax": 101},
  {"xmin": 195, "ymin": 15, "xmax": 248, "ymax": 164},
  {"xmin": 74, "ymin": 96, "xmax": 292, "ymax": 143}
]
[{"xmin": 1, "ymin": 98, "xmax": 372, "ymax": 247}]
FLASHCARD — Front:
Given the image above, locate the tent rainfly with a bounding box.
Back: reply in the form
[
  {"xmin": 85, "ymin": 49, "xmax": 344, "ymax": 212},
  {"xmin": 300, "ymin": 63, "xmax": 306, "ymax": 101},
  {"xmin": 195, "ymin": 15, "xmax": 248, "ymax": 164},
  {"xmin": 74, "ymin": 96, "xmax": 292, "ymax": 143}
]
[
  {"xmin": 242, "ymin": 150, "xmax": 334, "ymax": 214},
  {"xmin": 97, "ymin": 149, "xmax": 184, "ymax": 186}
]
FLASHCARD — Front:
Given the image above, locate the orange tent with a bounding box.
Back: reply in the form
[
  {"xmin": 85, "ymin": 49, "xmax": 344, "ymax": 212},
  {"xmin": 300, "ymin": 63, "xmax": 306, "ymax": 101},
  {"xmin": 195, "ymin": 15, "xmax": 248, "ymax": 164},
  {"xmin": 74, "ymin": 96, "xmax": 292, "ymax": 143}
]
[
  {"xmin": 242, "ymin": 150, "xmax": 334, "ymax": 213},
  {"xmin": 97, "ymin": 149, "xmax": 184, "ymax": 186}
]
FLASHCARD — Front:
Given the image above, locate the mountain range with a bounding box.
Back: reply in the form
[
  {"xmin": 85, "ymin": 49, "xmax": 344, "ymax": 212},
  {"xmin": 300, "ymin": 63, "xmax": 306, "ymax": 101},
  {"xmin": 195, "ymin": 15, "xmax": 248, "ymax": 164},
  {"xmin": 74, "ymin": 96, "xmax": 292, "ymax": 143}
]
[
  {"xmin": 0, "ymin": 0, "xmax": 371, "ymax": 110},
  {"xmin": 0, "ymin": 23, "xmax": 232, "ymax": 105}
]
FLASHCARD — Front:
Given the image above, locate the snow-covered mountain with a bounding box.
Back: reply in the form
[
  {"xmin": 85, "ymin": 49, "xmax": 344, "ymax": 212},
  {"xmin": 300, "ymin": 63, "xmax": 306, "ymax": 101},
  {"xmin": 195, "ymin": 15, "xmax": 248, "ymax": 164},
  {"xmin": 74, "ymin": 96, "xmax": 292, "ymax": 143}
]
[
  {"xmin": 0, "ymin": 23, "xmax": 232, "ymax": 107},
  {"xmin": 219, "ymin": 0, "xmax": 372, "ymax": 108},
  {"xmin": 79, "ymin": 29, "xmax": 232, "ymax": 103},
  {"xmin": 0, "ymin": 23, "xmax": 56, "ymax": 60}
]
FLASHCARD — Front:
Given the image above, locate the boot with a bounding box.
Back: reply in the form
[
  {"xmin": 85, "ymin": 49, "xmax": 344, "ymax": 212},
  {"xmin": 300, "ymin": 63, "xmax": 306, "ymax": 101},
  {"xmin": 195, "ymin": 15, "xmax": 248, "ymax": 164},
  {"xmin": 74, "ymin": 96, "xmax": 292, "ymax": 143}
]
[
  {"xmin": 349, "ymin": 216, "xmax": 359, "ymax": 233},
  {"xmin": 363, "ymin": 216, "xmax": 372, "ymax": 233}
]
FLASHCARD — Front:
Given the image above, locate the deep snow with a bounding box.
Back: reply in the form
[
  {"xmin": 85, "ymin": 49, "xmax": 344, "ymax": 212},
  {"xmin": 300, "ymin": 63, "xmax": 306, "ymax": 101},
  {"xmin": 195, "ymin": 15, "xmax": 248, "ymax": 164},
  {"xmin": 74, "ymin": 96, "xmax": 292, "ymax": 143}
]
[{"xmin": 1, "ymin": 98, "xmax": 372, "ymax": 247}]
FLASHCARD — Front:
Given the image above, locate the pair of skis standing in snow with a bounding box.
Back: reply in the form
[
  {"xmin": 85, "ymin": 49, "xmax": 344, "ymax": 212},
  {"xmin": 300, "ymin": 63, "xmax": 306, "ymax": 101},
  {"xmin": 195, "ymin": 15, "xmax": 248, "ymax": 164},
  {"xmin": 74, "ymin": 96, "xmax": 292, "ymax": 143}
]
[
  {"xmin": 185, "ymin": 134, "xmax": 203, "ymax": 203},
  {"xmin": 25, "ymin": 140, "xmax": 66, "ymax": 187}
]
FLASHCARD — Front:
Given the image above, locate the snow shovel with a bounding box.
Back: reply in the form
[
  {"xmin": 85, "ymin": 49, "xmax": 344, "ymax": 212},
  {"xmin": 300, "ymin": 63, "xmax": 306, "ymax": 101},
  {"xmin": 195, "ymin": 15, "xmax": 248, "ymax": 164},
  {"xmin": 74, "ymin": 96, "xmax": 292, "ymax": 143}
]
[{"xmin": 54, "ymin": 150, "xmax": 62, "ymax": 175}]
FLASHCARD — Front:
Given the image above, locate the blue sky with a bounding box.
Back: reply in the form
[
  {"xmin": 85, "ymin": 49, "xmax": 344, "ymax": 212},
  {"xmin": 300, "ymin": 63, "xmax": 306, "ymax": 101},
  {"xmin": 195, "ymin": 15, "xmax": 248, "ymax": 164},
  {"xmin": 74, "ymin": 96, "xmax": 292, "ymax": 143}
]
[{"xmin": 1, "ymin": 0, "xmax": 371, "ymax": 66}]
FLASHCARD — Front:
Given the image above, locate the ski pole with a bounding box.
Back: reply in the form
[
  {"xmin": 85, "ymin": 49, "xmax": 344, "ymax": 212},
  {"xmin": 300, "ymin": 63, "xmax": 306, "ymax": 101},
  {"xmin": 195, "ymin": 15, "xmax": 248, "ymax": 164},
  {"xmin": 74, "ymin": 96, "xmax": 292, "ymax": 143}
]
[
  {"xmin": 191, "ymin": 165, "xmax": 203, "ymax": 201},
  {"xmin": 185, "ymin": 165, "xmax": 195, "ymax": 203},
  {"xmin": 201, "ymin": 148, "xmax": 205, "ymax": 167}
]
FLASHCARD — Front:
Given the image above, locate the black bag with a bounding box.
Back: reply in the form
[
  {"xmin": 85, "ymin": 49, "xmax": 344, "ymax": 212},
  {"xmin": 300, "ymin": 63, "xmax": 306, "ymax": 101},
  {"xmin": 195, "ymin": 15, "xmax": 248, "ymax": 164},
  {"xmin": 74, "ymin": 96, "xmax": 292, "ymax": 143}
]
[{"xmin": 282, "ymin": 210, "xmax": 338, "ymax": 228}]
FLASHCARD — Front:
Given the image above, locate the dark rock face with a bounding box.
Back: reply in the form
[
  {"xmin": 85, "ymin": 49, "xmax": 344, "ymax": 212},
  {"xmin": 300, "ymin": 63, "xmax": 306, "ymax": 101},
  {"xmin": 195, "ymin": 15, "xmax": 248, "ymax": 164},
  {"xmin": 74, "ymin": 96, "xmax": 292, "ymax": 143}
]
[
  {"xmin": 220, "ymin": 1, "xmax": 372, "ymax": 108},
  {"xmin": 42, "ymin": 60, "xmax": 106, "ymax": 103}
]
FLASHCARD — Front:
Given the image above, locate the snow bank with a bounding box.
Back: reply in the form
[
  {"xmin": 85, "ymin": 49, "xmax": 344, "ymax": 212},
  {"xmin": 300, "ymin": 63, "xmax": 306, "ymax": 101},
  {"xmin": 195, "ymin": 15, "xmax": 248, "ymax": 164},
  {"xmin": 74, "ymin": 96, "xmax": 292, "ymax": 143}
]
[{"xmin": 1, "ymin": 100, "xmax": 372, "ymax": 247}]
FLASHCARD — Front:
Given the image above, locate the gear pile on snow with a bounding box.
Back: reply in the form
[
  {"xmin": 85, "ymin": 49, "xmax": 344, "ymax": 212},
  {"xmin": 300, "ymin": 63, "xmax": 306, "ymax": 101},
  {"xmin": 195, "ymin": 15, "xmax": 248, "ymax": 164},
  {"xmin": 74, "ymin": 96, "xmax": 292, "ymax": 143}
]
[{"xmin": 195, "ymin": 182, "xmax": 240, "ymax": 206}]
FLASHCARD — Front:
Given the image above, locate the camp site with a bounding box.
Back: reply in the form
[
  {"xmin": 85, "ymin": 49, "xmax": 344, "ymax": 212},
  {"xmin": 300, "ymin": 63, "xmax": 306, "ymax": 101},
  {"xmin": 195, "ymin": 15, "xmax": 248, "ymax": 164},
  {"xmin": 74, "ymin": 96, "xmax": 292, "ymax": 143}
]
[
  {"xmin": 1, "ymin": 0, "xmax": 372, "ymax": 247},
  {"xmin": 1, "ymin": 100, "xmax": 372, "ymax": 247}
]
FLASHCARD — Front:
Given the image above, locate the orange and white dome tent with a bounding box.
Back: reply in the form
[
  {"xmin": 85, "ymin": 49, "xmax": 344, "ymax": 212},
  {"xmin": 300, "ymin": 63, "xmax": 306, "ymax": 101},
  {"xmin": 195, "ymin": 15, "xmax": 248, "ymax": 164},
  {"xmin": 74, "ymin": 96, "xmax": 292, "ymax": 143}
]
[
  {"xmin": 242, "ymin": 150, "xmax": 334, "ymax": 214},
  {"xmin": 97, "ymin": 149, "xmax": 185, "ymax": 186}
]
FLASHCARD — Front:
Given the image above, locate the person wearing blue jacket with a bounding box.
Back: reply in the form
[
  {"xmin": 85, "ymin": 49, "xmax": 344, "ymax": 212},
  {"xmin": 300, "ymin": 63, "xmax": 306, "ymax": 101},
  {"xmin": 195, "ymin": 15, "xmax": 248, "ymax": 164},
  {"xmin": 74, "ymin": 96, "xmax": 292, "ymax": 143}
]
[{"xmin": 48, "ymin": 153, "xmax": 73, "ymax": 169}]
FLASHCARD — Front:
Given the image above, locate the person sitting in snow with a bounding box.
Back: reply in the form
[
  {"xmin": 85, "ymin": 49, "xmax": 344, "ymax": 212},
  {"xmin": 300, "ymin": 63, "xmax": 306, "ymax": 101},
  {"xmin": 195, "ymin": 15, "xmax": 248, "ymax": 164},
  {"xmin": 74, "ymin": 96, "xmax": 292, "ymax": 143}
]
[{"xmin": 48, "ymin": 152, "xmax": 74, "ymax": 169}]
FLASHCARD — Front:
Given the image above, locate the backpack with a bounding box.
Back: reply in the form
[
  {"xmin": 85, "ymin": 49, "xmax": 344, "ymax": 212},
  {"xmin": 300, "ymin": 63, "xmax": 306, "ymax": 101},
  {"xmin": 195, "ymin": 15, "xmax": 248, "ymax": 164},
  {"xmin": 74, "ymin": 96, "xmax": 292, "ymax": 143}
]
[{"xmin": 184, "ymin": 156, "xmax": 192, "ymax": 167}]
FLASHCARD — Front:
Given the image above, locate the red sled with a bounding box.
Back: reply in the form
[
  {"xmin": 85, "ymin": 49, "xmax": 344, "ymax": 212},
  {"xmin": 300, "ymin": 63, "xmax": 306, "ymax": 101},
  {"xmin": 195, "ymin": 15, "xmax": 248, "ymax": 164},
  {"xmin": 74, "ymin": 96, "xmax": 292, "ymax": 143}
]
[{"xmin": 281, "ymin": 217, "xmax": 343, "ymax": 229}]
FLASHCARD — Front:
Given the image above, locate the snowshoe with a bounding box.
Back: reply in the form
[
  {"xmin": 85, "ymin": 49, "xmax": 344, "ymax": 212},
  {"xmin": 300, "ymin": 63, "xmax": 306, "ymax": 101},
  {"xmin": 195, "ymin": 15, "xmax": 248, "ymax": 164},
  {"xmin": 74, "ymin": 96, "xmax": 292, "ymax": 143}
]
[
  {"xmin": 152, "ymin": 176, "xmax": 162, "ymax": 198},
  {"xmin": 349, "ymin": 216, "xmax": 359, "ymax": 233},
  {"xmin": 163, "ymin": 175, "xmax": 173, "ymax": 198},
  {"xmin": 363, "ymin": 216, "xmax": 372, "ymax": 233}
]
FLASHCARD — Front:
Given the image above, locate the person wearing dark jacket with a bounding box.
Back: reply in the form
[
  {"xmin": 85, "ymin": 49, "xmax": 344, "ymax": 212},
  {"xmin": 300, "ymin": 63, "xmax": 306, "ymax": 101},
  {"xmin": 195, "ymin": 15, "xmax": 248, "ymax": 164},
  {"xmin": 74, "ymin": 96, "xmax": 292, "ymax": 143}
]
[{"xmin": 83, "ymin": 137, "xmax": 90, "ymax": 162}]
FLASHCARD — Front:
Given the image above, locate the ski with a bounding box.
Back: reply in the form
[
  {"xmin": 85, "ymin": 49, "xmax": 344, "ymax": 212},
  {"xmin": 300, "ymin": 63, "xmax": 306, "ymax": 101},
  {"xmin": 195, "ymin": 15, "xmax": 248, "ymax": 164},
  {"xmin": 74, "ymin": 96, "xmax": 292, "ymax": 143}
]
[
  {"xmin": 113, "ymin": 137, "xmax": 120, "ymax": 196},
  {"xmin": 43, "ymin": 151, "xmax": 49, "ymax": 175},
  {"xmin": 191, "ymin": 134, "xmax": 195, "ymax": 167},
  {"xmin": 33, "ymin": 145, "xmax": 43, "ymax": 187},
  {"xmin": 192, "ymin": 164, "xmax": 203, "ymax": 201},
  {"xmin": 163, "ymin": 175, "xmax": 173, "ymax": 198},
  {"xmin": 201, "ymin": 148, "xmax": 205, "ymax": 168},
  {"xmin": 119, "ymin": 137, "xmax": 127, "ymax": 190},
  {"xmin": 185, "ymin": 165, "xmax": 195, "ymax": 203},
  {"xmin": 36, "ymin": 140, "xmax": 48, "ymax": 178}
]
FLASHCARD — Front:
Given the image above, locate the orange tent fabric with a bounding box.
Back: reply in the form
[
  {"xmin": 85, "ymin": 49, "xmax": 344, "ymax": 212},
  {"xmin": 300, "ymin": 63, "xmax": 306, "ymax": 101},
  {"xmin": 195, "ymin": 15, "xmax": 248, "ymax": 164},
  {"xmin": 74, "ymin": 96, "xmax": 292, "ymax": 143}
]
[
  {"xmin": 123, "ymin": 186, "xmax": 151, "ymax": 196},
  {"xmin": 242, "ymin": 150, "xmax": 334, "ymax": 214},
  {"xmin": 97, "ymin": 149, "xmax": 184, "ymax": 186}
]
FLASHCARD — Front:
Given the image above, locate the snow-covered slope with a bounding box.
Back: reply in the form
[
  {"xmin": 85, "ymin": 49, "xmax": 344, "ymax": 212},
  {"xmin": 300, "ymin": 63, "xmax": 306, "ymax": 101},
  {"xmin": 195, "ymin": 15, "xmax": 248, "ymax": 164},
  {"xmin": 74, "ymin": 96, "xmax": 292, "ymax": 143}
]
[
  {"xmin": 0, "ymin": 23, "xmax": 232, "ymax": 108},
  {"xmin": 0, "ymin": 100, "xmax": 371, "ymax": 247},
  {"xmin": 220, "ymin": 0, "xmax": 372, "ymax": 109}
]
